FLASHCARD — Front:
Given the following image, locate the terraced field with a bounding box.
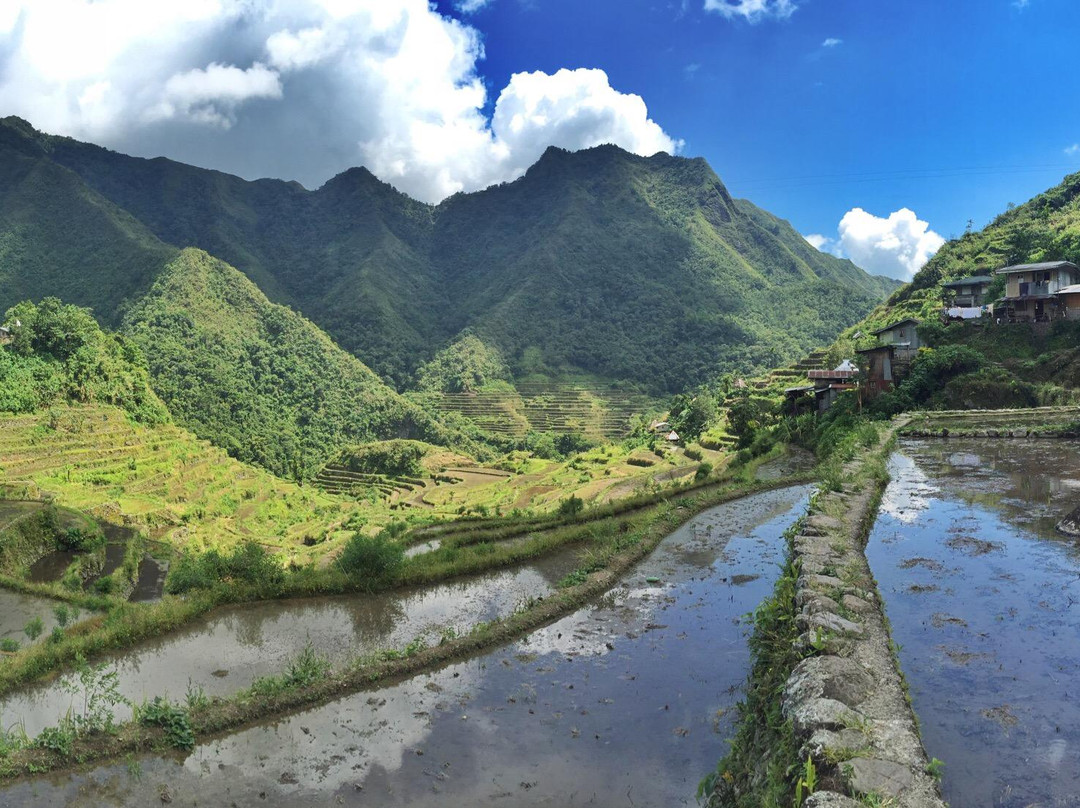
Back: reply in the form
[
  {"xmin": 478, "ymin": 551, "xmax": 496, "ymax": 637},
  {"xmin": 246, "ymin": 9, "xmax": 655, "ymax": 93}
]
[
  {"xmin": 0, "ymin": 405, "xmax": 358, "ymax": 558},
  {"xmin": 428, "ymin": 383, "xmax": 654, "ymax": 439}
]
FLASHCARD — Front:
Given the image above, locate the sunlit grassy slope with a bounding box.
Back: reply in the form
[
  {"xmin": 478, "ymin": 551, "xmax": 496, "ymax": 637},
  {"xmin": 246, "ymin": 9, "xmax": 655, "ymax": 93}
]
[{"xmin": 0, "ymin": 404, "xmax": 361, "ymax": 561}]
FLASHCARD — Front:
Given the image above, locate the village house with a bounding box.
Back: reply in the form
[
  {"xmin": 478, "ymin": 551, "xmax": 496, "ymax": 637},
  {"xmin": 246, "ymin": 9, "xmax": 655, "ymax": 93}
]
[
  {"xmin": 994, "ymin": 260, "xmax": 1080, "ymax": 323},
  {"xmin": 1056, "ymin": 284, "xmax": 1080, "ymax": 320},
  {"xmin": 942, "ymin": 275, "xmax": 992, "ymax": 320},
  {"xmin": 783, "ymin": 361, "xmax": 859, "ymax": 415},
  {"xmin": 854, "ymin": 318, "xmax": 922, "ymax": 401}
]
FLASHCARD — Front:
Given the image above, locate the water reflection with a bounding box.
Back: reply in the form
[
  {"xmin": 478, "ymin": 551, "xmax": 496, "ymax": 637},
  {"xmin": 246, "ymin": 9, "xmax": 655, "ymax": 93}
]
[{"xmin": 868, "ymin": 439, "xmax": 1080, "ymax": 807}]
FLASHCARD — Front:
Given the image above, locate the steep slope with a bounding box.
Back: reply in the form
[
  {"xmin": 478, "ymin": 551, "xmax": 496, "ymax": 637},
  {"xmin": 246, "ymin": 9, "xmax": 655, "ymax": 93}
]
[
  {"xmin": 122, "ymin": 249, "xmax": 464, "ymax": 479},
  {"xmin": 1, "ymin": 116, "xmax": 897, "ymax": 392},
  {"xmin": 431, "ymin": 146, "xmax": 899, "ymax": 389},
  {"xmin": 0, "ymin": 118, "xmax": 176, "ymax": 323},
  {"xmin": 848, "ymin": 170, "xmax": 1080, "ymax": 332}
]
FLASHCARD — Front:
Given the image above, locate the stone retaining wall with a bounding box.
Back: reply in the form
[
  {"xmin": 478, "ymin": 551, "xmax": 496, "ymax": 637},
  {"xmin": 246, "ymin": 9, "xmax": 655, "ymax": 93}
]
[{"xmin": 785, "ymin": 428, "xmax": 945, "ymax": 807}]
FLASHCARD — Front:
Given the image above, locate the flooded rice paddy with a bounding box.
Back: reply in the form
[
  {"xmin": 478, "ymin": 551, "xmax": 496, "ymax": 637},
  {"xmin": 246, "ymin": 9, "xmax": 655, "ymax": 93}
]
[
  {"xmin": 0, "ymin": 484, "xmax": 812, "ymax": 807},
  {"xmin": 868, "ymin": 439, "xmax": 1080, "ymax": 808}
]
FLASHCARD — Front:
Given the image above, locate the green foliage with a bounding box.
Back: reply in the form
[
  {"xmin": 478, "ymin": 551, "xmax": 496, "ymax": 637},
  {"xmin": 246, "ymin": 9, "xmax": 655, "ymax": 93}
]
[
  {"xmin": 416, "ymin": 333, "xmax": 511, "ymax": 392},
  {"xmin": 556, "ymin": 495, "xmax": 585, "ymax": 517},
  {"xmin": 337, "ymin": 530, "xmax": 405, "ymax": 589},
  {"xmin": 336, "ymin": 440, "xmax": 427, "ymax": 477},
  {"xmin": 139, "ymin": 697, "xmax": 195, "ymax": 751},
  {"xmin": 667, "ymin": 391, "xmax": 717, "ymax": 440},
  {"xmin": 122, "ymin": 250, "xmax": 467, "ymax": 479},
  {"xmin": 3, "ymin": 119, "xmax": 895, "ymax": 398},
  {"xmin": 57, "ymin": 526, "xmax": 104, "ymax": 553},
  {"xmin": 694, "ymin": 461, "xmax": 714, "ymax": 481},
  {"xmin": 0, "ymin": 298, "xmax": 168, "ymax": 423},
  {"xmin": 23, "ymin": 617, "xmax": 43, "ymax": 642},
  {"xmin": 0, "ymin": 638, "xmax": 19, "ymax": 653},
  {"xmin": 165, "ymin": 541, "xmax": 285, "ymax": 595}
]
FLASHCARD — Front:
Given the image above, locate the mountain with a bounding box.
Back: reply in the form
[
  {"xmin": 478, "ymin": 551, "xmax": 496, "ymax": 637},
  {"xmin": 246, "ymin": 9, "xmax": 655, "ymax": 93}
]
[
  {"xmin": 121, "ymin": 248, "xmax": 464, "ymax": 479},
  {"xmin": 0, "ymin": 120, "xmax": 462, "ymax": 478},
  {"xmin": 1, "ymin": 117, "xmax": 897, "ymax": 393}
]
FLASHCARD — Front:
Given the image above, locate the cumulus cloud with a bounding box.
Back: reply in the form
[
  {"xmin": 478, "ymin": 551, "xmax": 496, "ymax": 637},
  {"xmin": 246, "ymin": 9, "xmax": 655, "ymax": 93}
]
[
  {"xmin": 455, "ymin": 0, "xmax": 494, "ymax": 12},
  {"xmin": 703, "ymin": 0, "xmax": 799, "ymax": 22},
  {"xmin": 803, "ymin": 233, "xmax": 832, "ymax": 251},
  {"xmin": 836, "ymin": 208, "xmax": 945, "ymax": 280},
  {"xmin": 0, "ymin": 0, "xmax": 679, "ymax": 202},
  {"xmin": 822, "ymin": 37, "xmax": 842, "ymax": 47}
]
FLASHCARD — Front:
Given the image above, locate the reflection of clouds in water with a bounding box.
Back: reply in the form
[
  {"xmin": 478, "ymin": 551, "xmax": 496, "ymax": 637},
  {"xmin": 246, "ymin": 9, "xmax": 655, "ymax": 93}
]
[
  {"xmin": 946, "ymin": 452, "xmax": 982, "ymax": 467},
  {"xmin": 185, "ymin": 662, "xmax": 482, "ymax": 795},
  {"xmin": 880, "ymin": 453, "xmax": 938, "ymax": 523}
]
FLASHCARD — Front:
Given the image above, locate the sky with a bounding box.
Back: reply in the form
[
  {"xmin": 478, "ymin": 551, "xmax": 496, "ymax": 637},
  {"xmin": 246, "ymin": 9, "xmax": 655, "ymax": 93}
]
[{"xmin": 1, "ymin": 0, "xmax": 1079, "ymax": 280}]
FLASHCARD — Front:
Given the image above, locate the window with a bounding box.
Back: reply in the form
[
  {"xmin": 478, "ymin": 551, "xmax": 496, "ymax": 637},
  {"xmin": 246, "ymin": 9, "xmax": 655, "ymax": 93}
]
[{"xmin": 898, "ymin": 328, "xmax": 906, "ymax": 339}]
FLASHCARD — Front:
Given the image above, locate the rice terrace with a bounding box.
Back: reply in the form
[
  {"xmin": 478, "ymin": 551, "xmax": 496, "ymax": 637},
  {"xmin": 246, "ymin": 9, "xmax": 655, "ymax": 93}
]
[{"xmin": 2, "ymin": 2, "xmax": 1080, "ymax": 806}]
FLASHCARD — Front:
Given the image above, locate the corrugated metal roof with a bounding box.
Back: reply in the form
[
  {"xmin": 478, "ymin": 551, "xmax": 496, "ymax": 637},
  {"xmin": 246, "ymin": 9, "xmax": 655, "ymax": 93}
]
[
  {"xmin": 1057, "ymin": 285, "xmax": 1080, "ymax": 295},
  {"xmin": 807, "ymin": 369, "xmax": 858, "ymax": 379},
  {"xmin": 994, "ymin": 261, "xmax": 1080, "ymax": 275}
]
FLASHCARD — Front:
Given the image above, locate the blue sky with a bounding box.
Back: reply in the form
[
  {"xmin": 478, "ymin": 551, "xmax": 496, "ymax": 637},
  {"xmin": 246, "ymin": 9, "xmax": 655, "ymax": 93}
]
[
  {"xmin": 438, "ymin": 0, "xmax": 1080, "ymax": 275},
  {"xmin": 2, "ymin": 0, "xmax": 1078, "ymax": 279}
]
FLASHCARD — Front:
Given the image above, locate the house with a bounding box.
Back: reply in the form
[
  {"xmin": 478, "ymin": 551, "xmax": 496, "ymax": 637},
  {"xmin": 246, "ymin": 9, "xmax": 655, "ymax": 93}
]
[
  {"xmin": 649, "ymin": 419, "xmax": 671, "ymax": 434},
  {"xmin": 855, "ymin": 345, "xmax": 895, "ymax": 397},
  {"xmin": 805, "ymin": 366, "xmax": 859, "ymax": 414},
  {"xmin": 0, "ymin": 326, "xmax": 9, "ymax": 345},
  {"xmin": 1054, "ymin": 284, "xmax": 1080, "ymax": 320},
  {"xmin": 870, "ymin": 318, "xmax": 921, "ymax": 361},
  {"xmin": 942, "ymin": 275, "xmax": 993, "ymax": 308},
  {"xmin": 994, "ymin": 261, "xmax": 1080, "ymax": 323},
  {"xmin": 665, "ymin": 430, "xmax": 680, "ymax": 443}
]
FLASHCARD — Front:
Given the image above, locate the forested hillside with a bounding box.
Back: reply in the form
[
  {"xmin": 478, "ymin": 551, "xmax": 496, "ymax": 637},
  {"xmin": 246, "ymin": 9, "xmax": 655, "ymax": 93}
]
[
  {"xmin": 121, "ymin": 249, "xmax": 465, "ymax": 479},
  {"xmin": 1, "ymin": 117, "xmax": 897, "ymax": 392},
  {"xmin": 847, "ymin": 170, "xmax": 1080, "ymax": 333}
]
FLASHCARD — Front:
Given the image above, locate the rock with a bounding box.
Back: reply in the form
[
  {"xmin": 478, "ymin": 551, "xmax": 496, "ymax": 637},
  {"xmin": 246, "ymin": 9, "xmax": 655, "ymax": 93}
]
[
  {"xmin": 799, "ymin": 593, "xmax": 841, "ymax": 615},
  {"xmin": 803, "ymin": 728, "xmax": 870, "ymax": 763},
  {"xmin": 805, "ymin": 514, "xmax": 845, "ymax": 535},
  {"xmin": 800, "ymin": 573, "xmax": 845, "ymax": 591},
  {"xmin": 800, "ymin": 556, "xmax": 836, "ymax": 576},
  {"xmin": 784, "ymin": 696, "xmax": 862, "ymax": 736},
  {"xmin": 805, "ymin": 792, "xmax": 865, "ymax": 808},
  {"xmin": 805, "ymin": 612, "xmax": 863, "ymax": 638},
  {"xmin": 841, "ymin": 594, "xmax": 874, "ymax": 614},
  {"xmin": 847, "ymin": 757, "xmax": 914, "ymax": 797},
  {"xmin": 786, "ymin": 656, "xmax": 874, "ymax": 708}
]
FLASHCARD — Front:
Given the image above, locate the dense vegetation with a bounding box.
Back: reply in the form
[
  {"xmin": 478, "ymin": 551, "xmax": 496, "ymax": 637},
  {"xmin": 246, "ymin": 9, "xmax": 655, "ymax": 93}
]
[
  {"xmin": 849, "ymin": 170, "xmax": 1080, "ymax": 334},
  {"xmin": 121, "ymin": 249, "xmax": 466, "ymax": 479},
  {"xmin": 2, "ymin": 116, "xmax": 896, "ymax": 394},
  {"xmin": 0, "ymin": 298, "xmax": 168, "ymax": 423}
]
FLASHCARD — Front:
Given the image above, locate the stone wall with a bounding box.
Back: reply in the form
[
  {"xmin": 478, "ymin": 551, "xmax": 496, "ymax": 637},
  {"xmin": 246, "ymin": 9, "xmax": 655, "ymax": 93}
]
[{"xmin": 783, "ymin": 428, "xmax": 945, "ymax": 807}]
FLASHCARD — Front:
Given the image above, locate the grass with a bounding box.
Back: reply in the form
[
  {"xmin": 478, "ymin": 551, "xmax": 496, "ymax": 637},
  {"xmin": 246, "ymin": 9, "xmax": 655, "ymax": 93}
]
[{"xmin": 0, "ymin": 466, "xmax": 806, "ymax": 780}]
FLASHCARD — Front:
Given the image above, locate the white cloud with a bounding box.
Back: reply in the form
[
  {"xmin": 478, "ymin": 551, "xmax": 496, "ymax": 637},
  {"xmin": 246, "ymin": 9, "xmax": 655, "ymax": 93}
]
[
  {"xmin": 149, "ymin": 63, "xmax": 282, "ymax": 128},
  {"xmin": 703, "ymin": 0, "xmax": 799, "ymax": 23},
  {"xmin": 0, "ymin": 0, "xmax": 680, "ymax": 202},
  {"xmin": 1066, "ymin": 143, "xmax": 1080, "ymax": 157},
  {"xmin": 455, "ymin": 0, "xmax": 493, "ymax": 12},
  {"xmin": 836, "ymin": 208, "xmax": 945, "ymax": 280},
  {"xmin": 803, "ymin": 233, "xmax": 833, "ymax": 251},
  {"xmin": 822, "ymin": 37, "xmax": 842, "ymax": 47}
]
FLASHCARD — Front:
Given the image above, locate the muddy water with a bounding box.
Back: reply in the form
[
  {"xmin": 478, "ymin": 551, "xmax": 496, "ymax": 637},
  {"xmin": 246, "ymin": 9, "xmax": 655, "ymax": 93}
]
[
  {"xmin": 128, "ymin": 556, "xmax": 167, "ymax": 602},
  {"xmin": 0, "ymin": 550, "xmax": 581, "ymax": 737},
  {"xmin": 26, "ymin": 549, "xmax": 78, "ymax": 583},
  {"xmin": 0, "ymin": 484, "xmax": 812, "ymax": 808},
  {"xmin": 0, "ymin": 589, "xmax": 62, "ymax": 648},
  {"xmin": 867, "ymin": 439, "xmax": 1080, "ymax": 808}
]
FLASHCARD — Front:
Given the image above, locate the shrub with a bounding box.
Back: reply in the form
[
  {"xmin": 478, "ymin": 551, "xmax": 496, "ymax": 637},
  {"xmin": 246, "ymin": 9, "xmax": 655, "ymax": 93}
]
[
  {"xmin": 694, "ymin": 462, "xmax": 714, "ymax": 481},
  {"xmin": 684, "ymin": 447, "xmax": 703, "ymax": 461},
  {"xmin": 166, "ymin": 541, "xmax": 285, "ymax": 594},
  {"xmin": 140, "ymin": 697, "xmax": 195, "ymax": 751},
  {"xmin": 58, "ymin": 526, "xmax": 105, "ymax": 552},
  {"xmin": 557, "ymin": 495, "xmax": 585, "ymax": 517},
  {"xmin": 0, "ymin": 638, "xmax": 19, "ymax": 653},
  {"xmin": 337, "ymin": 530, "xmax": 405, "ymax": 589}
]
